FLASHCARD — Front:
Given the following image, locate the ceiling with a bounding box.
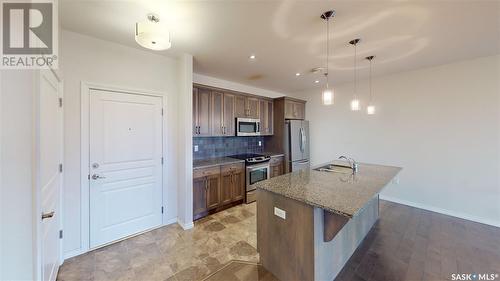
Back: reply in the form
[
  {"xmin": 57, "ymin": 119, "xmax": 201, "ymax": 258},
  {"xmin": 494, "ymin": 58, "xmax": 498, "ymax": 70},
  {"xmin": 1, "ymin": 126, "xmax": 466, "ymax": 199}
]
[{"xmin": 60, "ymin": 0, "xmax": 500, "ymax": 94}]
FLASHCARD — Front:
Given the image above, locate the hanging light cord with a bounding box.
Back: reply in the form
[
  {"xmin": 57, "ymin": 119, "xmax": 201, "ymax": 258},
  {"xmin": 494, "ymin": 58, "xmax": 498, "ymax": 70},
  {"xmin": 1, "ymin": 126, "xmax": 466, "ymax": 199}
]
[
  {"xmin": 354, "ymin": 42, "xmax": 357, "ymax": 96},
  {"xmin": 369, "ymin": 58, "xmax": 373, "ymax": 102},
  {"xmin": 325, "ymin": 17, "xmax": 330, "ymax": 89}
]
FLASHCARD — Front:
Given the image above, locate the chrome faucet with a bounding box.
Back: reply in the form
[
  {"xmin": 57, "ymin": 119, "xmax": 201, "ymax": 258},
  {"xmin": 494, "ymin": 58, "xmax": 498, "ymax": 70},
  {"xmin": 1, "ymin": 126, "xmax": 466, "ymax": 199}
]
[{"xmin": 339, "ymin": 156, "xmax": 358, "ymax": 173}]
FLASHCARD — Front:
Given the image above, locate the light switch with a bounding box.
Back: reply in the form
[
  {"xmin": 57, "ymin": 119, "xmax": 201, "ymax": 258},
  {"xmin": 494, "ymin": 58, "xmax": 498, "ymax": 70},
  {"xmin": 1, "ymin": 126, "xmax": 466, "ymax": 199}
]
[
  {"xmin": 274, "ymin": 207, "xmax": 286, "ymax": 220},
  {"xmin": 194, "ymin": 145, "xmax": 199, "ymax": 152}
]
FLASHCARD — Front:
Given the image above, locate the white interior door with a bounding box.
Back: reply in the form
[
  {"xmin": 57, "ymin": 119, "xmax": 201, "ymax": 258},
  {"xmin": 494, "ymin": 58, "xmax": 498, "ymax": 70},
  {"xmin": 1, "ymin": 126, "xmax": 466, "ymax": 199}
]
[
  {"xmin": 89, "ymin": 89, "xmax": 163, "ymax": 248},
  {"xmin": 39, "ymin": 70, "xmax": 62, "ymax": 281}
]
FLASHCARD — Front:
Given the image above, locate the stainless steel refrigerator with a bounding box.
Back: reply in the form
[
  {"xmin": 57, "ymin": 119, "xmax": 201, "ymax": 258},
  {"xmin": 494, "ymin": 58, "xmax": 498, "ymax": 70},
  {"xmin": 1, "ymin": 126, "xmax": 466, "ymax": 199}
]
[{"xmin": 284, "ymin": 120, "xmax": 310, "ymax": 172}]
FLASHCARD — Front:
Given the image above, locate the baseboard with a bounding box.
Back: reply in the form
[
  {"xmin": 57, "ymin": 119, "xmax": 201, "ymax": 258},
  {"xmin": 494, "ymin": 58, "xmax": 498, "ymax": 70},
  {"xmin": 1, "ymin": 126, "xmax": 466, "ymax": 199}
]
[
  {"xmin": 380, "ymin": 195, "xmax": 500, "ymax": 228},
  {"xmin": 63, "ymin": 248, "xmax": 84, "ymax": 260},
  {"xmin": 177, "ymin": 218, "xmax": 194, "ymax": 230},
  {"xmin": 164, "ymin": 217, "xmax": 178, "ymax": 225}
]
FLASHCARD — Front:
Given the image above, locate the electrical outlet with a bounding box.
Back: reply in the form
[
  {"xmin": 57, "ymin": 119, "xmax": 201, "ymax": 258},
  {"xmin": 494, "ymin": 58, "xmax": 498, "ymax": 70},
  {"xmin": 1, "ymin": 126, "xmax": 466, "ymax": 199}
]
[
  {"xmin": 258, "ymin": 141, "xmax": 262, "ymax": 147},
  {"xmin": 194, "ymin": 145, "xmax": 199, "ymax": 152}
]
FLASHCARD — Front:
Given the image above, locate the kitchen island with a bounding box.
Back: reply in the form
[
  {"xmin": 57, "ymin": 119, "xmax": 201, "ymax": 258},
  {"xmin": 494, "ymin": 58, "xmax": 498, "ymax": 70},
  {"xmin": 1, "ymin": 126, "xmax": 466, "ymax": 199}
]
[{"xmin": 254, "ymin": 161, "xmax": 401, "ymax": 281}]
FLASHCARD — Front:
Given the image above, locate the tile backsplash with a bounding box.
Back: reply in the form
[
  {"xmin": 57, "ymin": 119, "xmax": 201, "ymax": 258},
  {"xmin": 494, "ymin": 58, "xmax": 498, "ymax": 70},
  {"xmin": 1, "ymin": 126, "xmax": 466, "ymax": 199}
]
[{"xmin": 193, "ymin": 137, "xmax": 264, "ymax": 160}]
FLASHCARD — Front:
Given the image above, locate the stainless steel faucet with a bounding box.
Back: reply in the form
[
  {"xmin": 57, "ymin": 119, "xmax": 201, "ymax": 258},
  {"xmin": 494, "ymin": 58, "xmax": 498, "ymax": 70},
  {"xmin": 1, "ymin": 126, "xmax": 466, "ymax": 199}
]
[{"xmin": 339, "ymin": 156, "xmax": 358, "ymax": 173}]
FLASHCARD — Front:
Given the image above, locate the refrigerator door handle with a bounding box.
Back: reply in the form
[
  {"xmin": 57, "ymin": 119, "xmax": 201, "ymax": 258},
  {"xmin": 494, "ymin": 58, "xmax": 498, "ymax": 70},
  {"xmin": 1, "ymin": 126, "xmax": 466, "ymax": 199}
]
[
  {"xmin": 299, "ymin": 128, "xmax": 304, "ymax": 152},
  {"xmin": 301, "ymin": 128, "xmax": 306, "ymax": 153}
]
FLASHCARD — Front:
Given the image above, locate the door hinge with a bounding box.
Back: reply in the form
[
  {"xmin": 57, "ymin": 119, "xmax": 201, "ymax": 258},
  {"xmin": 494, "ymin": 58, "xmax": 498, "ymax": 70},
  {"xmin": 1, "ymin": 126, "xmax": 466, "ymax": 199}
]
[
  {"xmin": 161, "ymin": 157, "xmax": 164, "ymax": 165},
  {"xmin": 161, "ymin": 108, "xmax": 164, "ymax": 116},
  {"xmin": 59, "ymin": 163, "xmax": 63, "ymax": 173},
  {"xmin": 58, "ymin": 98, "xmax": 63, "ymax": 107},
  {"xmin": 59, "ymin": 230, "xmax": 63, "ymax": 239},
  {"xmin": 88, "ymin": 174, "xmax": 90, "ymax": 180},
  {"xmin": 161, "ymin": 206, "xmax": 164, "ymax": 214}
]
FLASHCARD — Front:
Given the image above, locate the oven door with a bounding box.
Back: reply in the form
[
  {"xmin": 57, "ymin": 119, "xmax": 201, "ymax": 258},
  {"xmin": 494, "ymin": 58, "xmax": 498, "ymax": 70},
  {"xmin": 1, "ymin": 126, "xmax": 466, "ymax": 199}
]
[
  {"xmin": 246, "ymin": 162, "xmax": 270, "ymax": 192},
  {"xmin": 237, "ymin": 118, "xmax": 261, "ymax": 136}
]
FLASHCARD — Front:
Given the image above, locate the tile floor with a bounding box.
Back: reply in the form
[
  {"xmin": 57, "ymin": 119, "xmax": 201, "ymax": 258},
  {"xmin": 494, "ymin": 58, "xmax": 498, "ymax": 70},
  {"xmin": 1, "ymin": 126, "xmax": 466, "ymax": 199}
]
[{"xmin": 57, "ymin": 203, "xmax": 259, "ymax": 281}]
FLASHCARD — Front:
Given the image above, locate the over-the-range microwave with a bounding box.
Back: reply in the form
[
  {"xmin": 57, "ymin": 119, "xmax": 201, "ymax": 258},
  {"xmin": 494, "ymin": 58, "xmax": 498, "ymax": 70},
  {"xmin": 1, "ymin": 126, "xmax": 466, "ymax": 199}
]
[{"xmin": 236, "ymin": 118, "xmax": 261, "ymax": 136}]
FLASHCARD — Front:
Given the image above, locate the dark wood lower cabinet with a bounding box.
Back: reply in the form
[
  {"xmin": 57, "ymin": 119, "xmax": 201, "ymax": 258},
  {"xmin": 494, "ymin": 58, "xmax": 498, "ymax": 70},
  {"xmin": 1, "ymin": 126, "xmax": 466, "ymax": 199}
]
[
  {"xmin": 193, "ymin": 163, "xmax": 246, "ymax": 220},
  {"xmin": 270, "ymin": 156, "xmax": 285, "ymax": 178}
]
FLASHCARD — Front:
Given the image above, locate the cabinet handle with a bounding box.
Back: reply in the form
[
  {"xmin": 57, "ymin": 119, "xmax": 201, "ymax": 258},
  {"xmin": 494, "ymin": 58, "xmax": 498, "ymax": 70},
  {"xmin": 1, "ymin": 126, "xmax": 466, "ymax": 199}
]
[
  {"xmin": 205, "ymin": 178, "xmax": 208, "ymax": 190},
  {"xmin": 197, "ymin": 126, "xmax": 201, "ymax": 134}
]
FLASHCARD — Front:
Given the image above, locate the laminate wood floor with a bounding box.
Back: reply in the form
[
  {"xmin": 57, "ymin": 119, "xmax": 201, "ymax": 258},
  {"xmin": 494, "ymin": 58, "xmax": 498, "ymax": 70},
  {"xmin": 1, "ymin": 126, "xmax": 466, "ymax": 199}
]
[{"xmin": 335, "ymin": 201, "xmax": 500, "ymax": 281}]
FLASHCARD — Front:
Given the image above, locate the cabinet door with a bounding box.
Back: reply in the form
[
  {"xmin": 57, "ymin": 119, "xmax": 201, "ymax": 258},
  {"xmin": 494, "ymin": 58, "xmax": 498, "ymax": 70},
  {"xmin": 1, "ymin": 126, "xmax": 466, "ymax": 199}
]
[
  {"xmin": 221, "ymin": 172, "xmax": 233, "ymax": 205},
  {"xmin": 223, "ymin": 93, "xmax": 235, "ymax": 136},
  {"xmin": 211, "ymin": 91, "xmax": 224, "ymax": 136},
  {"xmin": 206, "ymin": 174, "xmax": 221, "ymax": 210},
  {"xmin": 294, "ymin": 102, "xmax": 305, "ymax": 120},
  {"xmin": 247, "ymin": 97, "xmax": 260, "ymax": 119},
  {"xmin": 197, "ymin": 88, "xmax": 212, "ymax": 136},
  {"xmin": 259, "ymin": 99, "xmax": 268, "ymax": 135},
  {"xmin": 284, "ymin": 100, "xmax": 294, "ymax": 119},
  {"xmin": 193, "ymin": 88, "xmax": 198, "ymax": 136},
  {"xmin": 267, "ymin": 101, "xmax": 274, "ymax": 135},
  {"xmin": 193, "ymin": 177, "xmax": 207, "ymax": 216},
  {"xmin": 234, "ymin": 95, "xmax": 247, "ymax": 118},
  {"xmin": 231, "ymin": 170, "xmax": 245, "ymax": 202}
]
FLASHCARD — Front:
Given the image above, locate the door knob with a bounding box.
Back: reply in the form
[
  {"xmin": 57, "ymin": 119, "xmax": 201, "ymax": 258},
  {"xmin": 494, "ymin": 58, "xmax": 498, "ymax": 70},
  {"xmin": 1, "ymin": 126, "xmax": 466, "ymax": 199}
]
[
  {"xmin": 92, "ymin": 174, "xmax": 106, "ymax": 180},
  {"xmin": 41, "ymin": 211, "xmax": 55, "ymax": 220}
]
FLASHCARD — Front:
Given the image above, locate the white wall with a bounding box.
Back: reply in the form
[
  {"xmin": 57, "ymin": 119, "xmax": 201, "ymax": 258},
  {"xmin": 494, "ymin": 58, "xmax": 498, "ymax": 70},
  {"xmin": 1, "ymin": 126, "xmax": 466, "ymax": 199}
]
[
  {"xmin": 0, "ymin": 70, "xmax": 36, "ymax": 280},
  {"xmin": 60, "ymin": 30, "xmax": 190, "ymax": 257},
  {"xmin": 193, "ymin": 73, "xmax": 286, "ymax": 98},
  {"xmin": 294, "ymin": 55, "xmax": 500, "ymax": 227}
]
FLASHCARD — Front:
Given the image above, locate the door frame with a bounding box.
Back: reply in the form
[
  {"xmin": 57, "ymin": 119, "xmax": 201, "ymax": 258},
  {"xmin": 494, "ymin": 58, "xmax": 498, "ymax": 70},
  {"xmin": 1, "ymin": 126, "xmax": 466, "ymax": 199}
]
[
  {"xmin": 34, "ymin": 69, "xmax": 64, "ymax": 280},
  {"xmin": 80, "ymin": 82, "xmax": 168, "ymax": 254}
]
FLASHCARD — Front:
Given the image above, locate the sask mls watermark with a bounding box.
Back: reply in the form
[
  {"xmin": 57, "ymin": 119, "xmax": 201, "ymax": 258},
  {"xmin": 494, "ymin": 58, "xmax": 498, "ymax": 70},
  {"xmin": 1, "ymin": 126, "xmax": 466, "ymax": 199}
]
[{"xmin": 1, "ymin": 0, "xmax": 58, "ymax": 69}]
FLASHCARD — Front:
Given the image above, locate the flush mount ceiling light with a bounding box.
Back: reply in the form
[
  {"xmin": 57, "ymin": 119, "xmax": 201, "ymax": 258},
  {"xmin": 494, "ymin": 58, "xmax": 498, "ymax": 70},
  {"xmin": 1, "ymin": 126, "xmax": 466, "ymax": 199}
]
[
  {"xmin": 295, "ymin": 72, "xmax": 301, "ymax": 76},
  {"xmin": 135, "ymin": 13, "xmax": 171, "ymax": 51},
  {"xmin": 249, "ymin": 54, "xmax": 256, "ymax": 60},
  {"xmin": 349, "ymin": 38, "xmax": 361, "ymax": 111},
  {"xmin": 366, "ymin": 55, "xmax": 376, "ymax": 115},
  {"xmin": 321, "ymin": 10, "xmax": 336, "ymax": 106}
]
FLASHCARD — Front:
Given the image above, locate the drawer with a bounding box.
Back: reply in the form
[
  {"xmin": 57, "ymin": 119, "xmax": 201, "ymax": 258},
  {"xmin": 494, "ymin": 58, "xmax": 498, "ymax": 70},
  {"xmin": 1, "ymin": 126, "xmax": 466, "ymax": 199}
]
[
  {"xmin": 193, "ymin": 166, "xmax": 220, "ymax": 178},
  {"xmin": 221, "ymin": 162, "xmax": 245, "ymax": 174},
  {"xmin": 270, "ymin": 156, "xmax": 284, "ymax": 165}
]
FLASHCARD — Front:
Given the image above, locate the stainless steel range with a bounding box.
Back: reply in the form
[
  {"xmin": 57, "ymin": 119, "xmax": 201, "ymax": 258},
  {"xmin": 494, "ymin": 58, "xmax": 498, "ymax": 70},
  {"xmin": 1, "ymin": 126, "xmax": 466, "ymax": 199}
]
[{"xmin": 229, "ymin": 153, "xmax": 271, "ymax": 203}]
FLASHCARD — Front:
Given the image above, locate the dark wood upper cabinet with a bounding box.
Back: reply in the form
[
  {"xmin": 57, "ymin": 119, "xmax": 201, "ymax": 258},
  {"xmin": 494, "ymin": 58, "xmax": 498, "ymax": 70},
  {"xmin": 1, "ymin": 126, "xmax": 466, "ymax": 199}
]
[
  {"xmin": 193, "ymin": 88, "xmax": 198, "ymax": 136},
  {"xmin": 246, "ymin": 97, "xmax": 260, "ymax": 119},
  {"xmin": 284, "ymin": 100, "xmax": 306, "ymax": 120},
  {"xmin": 234, "ymin": 95, "xmax": 247, "ymax": 118},
  {"xmin": 260, "ymin": 99, "xmax": 274, "ymax": 135},
  {"xmin": 193, "ymin": 88, "xmax": 212, "ymax": 136},
  {"xmin": 211, "ymin": 91, "xmax": 224, "ymax": 136},
  {"xmin": 223, "ymin": 93, "xmax": 235, "ymax": 136}
]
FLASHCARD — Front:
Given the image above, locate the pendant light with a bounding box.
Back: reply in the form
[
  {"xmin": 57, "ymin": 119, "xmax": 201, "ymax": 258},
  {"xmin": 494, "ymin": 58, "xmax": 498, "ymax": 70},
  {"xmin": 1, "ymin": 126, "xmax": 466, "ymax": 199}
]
[
  {"xmin": 135, "ymin": 13, "xmax": 171, "ymax": 51},
  {"xmin": 366, "ymin": 55, "xmax": 376, "ymax": 115},
  {"xmin": 321, "ymin": 10, "xmax": 335, "ymax": 106},
  {"xmin": 349, "ymin": 38, "xmax": 361, "ymax": 111}
]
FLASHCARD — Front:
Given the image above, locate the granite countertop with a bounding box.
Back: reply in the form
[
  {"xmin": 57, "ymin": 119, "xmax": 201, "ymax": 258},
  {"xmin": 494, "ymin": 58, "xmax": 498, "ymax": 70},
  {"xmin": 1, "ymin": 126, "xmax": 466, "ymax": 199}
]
[
  {"xmin": 253, "ymin": 161, "xmax": 402, "ymax": 218},
  {"xmin": 193, "ymin": 157, "xmax": 245, "ymax": 169}
]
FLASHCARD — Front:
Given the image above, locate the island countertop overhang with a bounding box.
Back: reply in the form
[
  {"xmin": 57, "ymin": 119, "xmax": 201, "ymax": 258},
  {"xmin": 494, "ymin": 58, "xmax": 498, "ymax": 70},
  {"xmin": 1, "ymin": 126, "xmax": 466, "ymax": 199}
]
[{"xmin": 253, "ymin": 162, "xmax": 402, "ymax": 218}]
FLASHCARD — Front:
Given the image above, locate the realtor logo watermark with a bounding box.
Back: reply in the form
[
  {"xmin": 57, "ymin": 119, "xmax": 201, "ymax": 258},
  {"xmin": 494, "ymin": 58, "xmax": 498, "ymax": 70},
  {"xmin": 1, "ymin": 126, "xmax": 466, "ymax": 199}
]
[
  {"xmin": 451, "ymin": 273, "xmax": 499, "ymax": 281},
  {"xmin": 1, "ymin": 0, "xmax": 58, "ymax": 69}
]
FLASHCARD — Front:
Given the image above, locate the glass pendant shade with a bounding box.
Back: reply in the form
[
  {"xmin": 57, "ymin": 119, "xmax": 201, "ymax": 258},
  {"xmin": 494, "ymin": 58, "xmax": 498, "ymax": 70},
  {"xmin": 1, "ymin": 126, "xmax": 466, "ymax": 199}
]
[
  {"xmin": 322, "ymin": 89, "xmax": 334, "ymax": 105},
  {"xmin": 135, "ymin": 15, "xmax": 171, "ymax": 51},
  {"xmin": 367, "ymin": 105, "xmax": 375, "ymax": 115},
  {"xmin": 350, "ymin": 99, "xmax": 360, "ymax": 111}
]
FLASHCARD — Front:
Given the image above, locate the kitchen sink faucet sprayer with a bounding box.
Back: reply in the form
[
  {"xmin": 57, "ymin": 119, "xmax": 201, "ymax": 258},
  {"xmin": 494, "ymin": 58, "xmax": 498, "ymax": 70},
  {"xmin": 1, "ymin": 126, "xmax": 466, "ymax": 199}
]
[{"xmin": 339, "ymin": 156, "xmax": 358, "ymax": 173}]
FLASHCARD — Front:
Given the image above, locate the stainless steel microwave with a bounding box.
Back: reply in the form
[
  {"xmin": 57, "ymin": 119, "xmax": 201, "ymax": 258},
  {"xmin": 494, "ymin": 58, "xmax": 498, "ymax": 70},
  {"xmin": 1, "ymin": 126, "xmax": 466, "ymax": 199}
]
[{"xmin": 236, "ymin": 118, "xmax": 261, "ymax": 136}]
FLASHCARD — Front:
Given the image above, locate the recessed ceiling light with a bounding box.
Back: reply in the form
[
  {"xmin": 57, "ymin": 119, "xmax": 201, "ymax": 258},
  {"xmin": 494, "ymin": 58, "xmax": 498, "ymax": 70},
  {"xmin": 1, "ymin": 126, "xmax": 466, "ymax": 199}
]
[
  {"xmin": 249, "ymin": 54, "xmax": 256, "ymax": 60},
  {"xmin": 314, "ymin": 80, "xmax": 320, "ymax": 83},
  {"xmin": 295, "ymin": 72, "xmax": 301, "ymax": 76}
]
